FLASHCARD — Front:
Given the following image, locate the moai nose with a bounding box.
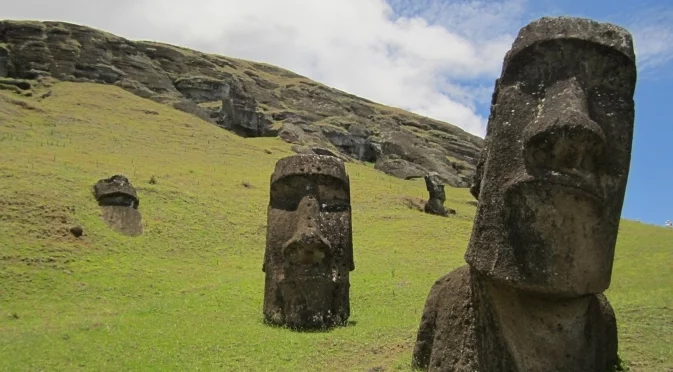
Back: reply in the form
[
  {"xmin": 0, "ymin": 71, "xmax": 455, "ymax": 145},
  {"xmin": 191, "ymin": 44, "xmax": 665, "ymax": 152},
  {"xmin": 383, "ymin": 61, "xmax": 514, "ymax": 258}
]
[
  {"xmin": 524, "ymin": 77, "xmax": 607, "ymax": 186},
  {"xmin": 283, "ymin": 195, "xmax": 331, "ymax": 265}
]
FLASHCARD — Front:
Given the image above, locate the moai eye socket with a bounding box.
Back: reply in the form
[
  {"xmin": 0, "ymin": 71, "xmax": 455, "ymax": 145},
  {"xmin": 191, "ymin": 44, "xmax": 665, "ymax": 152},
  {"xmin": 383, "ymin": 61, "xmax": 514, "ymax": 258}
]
[
  {"xmin": 270, "ymin": 176, "xmax": 312, "ymax": 211},
  {"xmin": 270, "ymin": 173, "xmax": 352, "ymax": 213},
  {"xmin": 319, "ymin": 201, "xmax": 350, "ymax": 213},
  {"xmin": 317, "ymin": 177, "xmax": 350, "ymax": 213}
]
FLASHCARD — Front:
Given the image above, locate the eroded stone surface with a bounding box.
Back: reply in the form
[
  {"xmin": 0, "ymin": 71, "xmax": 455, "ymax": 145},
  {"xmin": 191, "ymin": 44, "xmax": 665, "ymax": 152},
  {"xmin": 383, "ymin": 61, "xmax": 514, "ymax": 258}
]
[
  {"xmin": 263, "ymin": 154, "xmax": 354, "ymax": 330},
  {"xmin": 412, "ymin": 16, "xmax": 637, "ymax": 372},
  {"xmin": 93, "ymin": 175, "xmax": 143, "ymax": 236},
  {"xmin": 219, "ymin": 80, "xmax": 274, "ymax": 137}
]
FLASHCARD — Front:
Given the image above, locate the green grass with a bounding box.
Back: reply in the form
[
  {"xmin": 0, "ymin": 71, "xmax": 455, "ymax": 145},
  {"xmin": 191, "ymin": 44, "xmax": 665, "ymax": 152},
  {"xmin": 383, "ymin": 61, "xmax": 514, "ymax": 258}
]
[{"xmin": 0, "ymin": 82, "xmax": 671, "ymax": 371}]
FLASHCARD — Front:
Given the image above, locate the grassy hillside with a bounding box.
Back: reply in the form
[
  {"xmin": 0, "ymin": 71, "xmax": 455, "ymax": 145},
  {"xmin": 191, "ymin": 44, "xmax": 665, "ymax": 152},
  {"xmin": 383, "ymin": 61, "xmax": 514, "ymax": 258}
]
[
  {"xmin": 0, "ymin": 19, "xmax": 484, "ymax": 188},
  {"xmin": 0, "ymin": 82, "xmax": 671, "ymax": 372}
]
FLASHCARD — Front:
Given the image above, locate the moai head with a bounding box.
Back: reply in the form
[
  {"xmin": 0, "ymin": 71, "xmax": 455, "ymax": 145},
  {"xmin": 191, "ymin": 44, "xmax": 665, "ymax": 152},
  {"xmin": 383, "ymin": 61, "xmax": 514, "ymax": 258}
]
[
  {"xmin": 465, "ymin": 17, "xmax": 637, "ymax": 297},
  {"xmin": 263, "ymin": 154, "xmax": 354, "ymax": 330},
  {"xmin": 92, "ymin": 175, "xmax": 143, "ymax": 236},
  {"xmin": 93, "ymin": 175, "xmax": 139, "ymax": 208}
]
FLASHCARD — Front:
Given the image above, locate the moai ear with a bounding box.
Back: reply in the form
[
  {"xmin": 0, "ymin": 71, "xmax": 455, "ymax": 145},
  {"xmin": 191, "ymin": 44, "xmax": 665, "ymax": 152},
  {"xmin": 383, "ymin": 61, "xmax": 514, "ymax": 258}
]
[
  {"xmin": 470, "ymin": 133, "xmax": 492, "ymax": 201},
  {"xmin": 469, "ymin": 146, "xmax": 485, "ymax": 200}
]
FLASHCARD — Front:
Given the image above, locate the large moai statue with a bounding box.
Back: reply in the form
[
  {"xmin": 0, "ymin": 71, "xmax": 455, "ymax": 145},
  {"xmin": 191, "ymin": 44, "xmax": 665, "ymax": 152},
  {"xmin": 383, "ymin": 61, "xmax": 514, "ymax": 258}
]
[
  {"xmin": 412, "ymin": 16, "xmax": 637, "ymax": 372},
  {"xmin": 93, "ymin": 175, "xmax": 143, "ymax": 236},
  {"xmin": 263, "ymin": 154, "xmax": 355, "ymax": 330}
]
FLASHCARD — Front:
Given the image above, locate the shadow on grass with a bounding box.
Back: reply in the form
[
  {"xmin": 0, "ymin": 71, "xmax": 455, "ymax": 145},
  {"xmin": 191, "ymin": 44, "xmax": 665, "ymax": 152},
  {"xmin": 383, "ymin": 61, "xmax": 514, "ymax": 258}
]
[{"xmin": 260, "ymin": 318, "xmax": 358, "ymax": 333}]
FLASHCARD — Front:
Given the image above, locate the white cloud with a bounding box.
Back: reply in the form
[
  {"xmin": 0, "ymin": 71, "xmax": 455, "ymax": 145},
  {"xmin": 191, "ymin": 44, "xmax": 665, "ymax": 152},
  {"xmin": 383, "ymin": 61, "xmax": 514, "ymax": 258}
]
[
  {"xmin": 3, "ymin": 0, "xmax": 531, "ymax": 137},
  {"xmin": 387, "ymin": 0, "xmax": 527, "ymax": 41},
  {"xmin": 629, "ymin": 9, "xmax": 673, "ymax": 74}
]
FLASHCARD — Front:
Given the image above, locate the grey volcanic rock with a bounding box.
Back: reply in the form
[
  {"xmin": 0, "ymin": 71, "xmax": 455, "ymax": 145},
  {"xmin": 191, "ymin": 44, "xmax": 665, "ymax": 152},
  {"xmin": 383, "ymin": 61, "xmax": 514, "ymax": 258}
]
[
  {"xmin": 219, "ymin": 80, "xmax": 274, "ymax": 137},
  {"xmin": 320, "ymin": 124, "xmax": 380, "ymax": 162},
  {"xmin": 375, "ymin": 155, "xmax": 427, "ymax": 181},
  {"xmin": 0, "ymin": 19, "xmax": 484, "ymax": 186},
  {"xmin": 173, "ymin": 75, "xmax": 231, "ymax": 103},
  {"xmin": 376, "ymin": 131, "xmax": 470, "ymax": 187},
  {"xmin": 0, "ymin": 45, "xmax": 10, "ymax": 77},
  {"xmin": 279, "ymin": 122, "xmax": 307, "ymax": 144},
  {"xmin": 412, "ymin": 16, "xmax": 637, "ymax": 372}
]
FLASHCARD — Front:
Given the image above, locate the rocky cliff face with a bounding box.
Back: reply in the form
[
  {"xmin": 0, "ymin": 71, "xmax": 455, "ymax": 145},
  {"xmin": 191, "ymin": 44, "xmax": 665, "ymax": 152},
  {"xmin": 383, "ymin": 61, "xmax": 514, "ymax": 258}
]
[{"xmin": 0, "ymin": 20, "xmax": 484, "ymax": 187}]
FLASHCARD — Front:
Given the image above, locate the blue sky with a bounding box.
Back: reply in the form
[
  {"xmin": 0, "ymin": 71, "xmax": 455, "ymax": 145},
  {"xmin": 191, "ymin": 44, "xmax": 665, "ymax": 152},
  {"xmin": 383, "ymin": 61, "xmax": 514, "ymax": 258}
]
[
  {"xmin": 387, "ymin": 0, "xmax": 673, "ymax": 225},
  {"xmin": 4, "ymin": 0, "xmax": 672, "ymax": 225}
]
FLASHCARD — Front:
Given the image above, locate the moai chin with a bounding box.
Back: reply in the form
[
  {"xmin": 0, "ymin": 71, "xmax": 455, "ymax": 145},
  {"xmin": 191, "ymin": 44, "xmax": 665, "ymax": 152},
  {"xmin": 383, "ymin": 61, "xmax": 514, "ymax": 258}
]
[
  {"xmin": 263, "ymin": 154, "xmax": 354, "ymax": 330},
  {"xmin": 412, "ymin": 16, "xmax": 637, "ymax": 372}
]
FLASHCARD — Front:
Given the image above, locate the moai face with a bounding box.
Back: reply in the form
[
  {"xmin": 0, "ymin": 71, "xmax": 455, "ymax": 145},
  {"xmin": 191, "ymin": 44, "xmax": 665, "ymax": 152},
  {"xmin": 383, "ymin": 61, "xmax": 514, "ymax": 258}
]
[
  {"xmin": 465, "ymin": 17, "xmax": 637, "ymax": 297},
  {"xmin": 94, "ymin": 175, "xmax": 139, "ymax": 208},
  {"xmin": 263, "ymin": 154, "xmax": 354, "ymax": 330}
]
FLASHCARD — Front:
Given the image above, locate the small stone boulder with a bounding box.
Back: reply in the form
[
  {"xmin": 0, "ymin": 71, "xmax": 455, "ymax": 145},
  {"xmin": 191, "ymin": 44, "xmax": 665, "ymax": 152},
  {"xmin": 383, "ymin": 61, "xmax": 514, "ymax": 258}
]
[{"xmin": 69, "ymin": 226, "xmax": 83, "ymax": 238}]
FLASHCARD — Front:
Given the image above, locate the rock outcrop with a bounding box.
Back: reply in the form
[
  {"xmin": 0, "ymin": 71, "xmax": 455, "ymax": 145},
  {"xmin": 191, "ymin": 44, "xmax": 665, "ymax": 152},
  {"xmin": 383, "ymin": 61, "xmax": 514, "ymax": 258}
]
[{"xmin": 0, "ymin": 19, "xmax": 483, "ymax": 187}]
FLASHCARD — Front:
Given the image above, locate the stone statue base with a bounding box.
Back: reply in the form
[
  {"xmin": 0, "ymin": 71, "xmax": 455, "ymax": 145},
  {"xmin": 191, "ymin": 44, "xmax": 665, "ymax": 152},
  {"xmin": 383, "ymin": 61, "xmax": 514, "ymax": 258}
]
[{"xmin": 412, "ymin": 266, "xmax": 619, "ymax": 372}]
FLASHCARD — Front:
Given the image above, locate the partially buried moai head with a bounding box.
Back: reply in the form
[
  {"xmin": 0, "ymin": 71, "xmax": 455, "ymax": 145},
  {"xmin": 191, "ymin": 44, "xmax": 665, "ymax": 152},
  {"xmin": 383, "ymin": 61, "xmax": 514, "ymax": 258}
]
[
  {"xmin": 263, "ymin": 154, "xmax": 354, "ymax": 330},
  {"xmin": 93, "ymin": 175, "xmax": 139, "ymax": 209},
  {"xmin": 93, "ymin": 174, "xmax": 143, "ymax": 236},
  {"xmin": 465, "ymin": 17, "xmax": 637, "ymax": 297}
]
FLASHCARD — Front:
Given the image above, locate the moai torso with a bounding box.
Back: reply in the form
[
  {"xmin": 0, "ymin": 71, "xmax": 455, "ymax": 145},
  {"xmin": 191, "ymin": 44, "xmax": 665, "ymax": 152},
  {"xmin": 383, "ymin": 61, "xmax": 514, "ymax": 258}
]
[
  {"xmin": 413, "ymin": 16, "xmax": 637, "ymax": 372},
  {"xmin": 263, "ymin": 154, "xmax": 354, "ymax": 330}
]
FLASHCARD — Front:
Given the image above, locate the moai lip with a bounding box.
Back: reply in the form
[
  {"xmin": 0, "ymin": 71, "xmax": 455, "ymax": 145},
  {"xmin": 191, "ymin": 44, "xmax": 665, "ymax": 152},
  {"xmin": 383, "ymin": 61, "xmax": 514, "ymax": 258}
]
[
  {"xmin": 412, "ymin": 16, "xmax": 637, "ymax": 372},
  {"xmin": 262, "ymin": 154, "xmax": 354, "ymax": 331}
]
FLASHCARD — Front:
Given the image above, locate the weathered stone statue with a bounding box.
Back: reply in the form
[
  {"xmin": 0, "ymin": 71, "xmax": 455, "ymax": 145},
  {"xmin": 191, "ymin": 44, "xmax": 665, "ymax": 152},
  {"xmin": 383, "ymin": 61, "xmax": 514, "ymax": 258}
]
[
  {"xmin": 412, "ymin": 16, "xmax": 637, "ymax": 372},
  {"xmin": 93, "ymin": 175, "xmax": 143, "ymax": 236},
  {"xmin": 263, "ymin": 154, "xmax": 355, "ymax": 330},
  {"xmin": 423, "ymin": 172, "xmax": 454, "ymax": 216}
]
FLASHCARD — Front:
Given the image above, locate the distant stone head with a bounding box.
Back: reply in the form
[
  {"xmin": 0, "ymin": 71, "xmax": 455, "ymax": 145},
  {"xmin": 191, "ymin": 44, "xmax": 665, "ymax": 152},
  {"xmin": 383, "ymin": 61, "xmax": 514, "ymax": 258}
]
[
  {"xmin": 93, "ymin": 175, "xmax": 143, "ymax": 236},
  {"xmin": 423, "ymin": 172, "xmax": 455, "ymax": 217},
  {"xmin": 262, "ymin": 154, "xmax": 354, "ymax": 331}
]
